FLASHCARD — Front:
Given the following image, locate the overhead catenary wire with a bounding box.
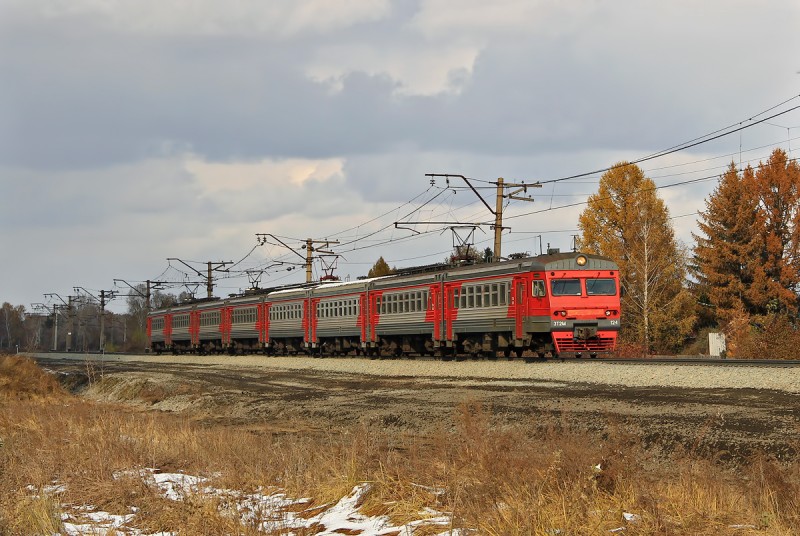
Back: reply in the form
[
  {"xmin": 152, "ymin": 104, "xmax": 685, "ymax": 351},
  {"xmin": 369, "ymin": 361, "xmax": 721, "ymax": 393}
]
[
  {"xmin": 535, "ymin": 96, "xmax": 800, "ymax": 186},
  {"xmin": 147, "ymin": 95, "xmax": 800, "ymax": 291}
]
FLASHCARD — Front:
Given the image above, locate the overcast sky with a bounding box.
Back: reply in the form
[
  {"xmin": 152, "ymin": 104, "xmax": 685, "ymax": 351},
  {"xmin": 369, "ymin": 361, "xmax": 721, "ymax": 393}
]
[{"xmin": 2, "ymin": 0, "xmax": 799, "ymax": 313}]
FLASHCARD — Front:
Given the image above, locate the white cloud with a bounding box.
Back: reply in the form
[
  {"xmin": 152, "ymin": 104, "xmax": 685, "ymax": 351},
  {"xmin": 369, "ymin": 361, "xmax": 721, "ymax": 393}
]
[
  {"xmin": 186, "ymin": 156, "xmax": 345, "ymax": 192},
  {"xmin": 307, "ymin": 43, "xmax": 479, "ymax": 96}
]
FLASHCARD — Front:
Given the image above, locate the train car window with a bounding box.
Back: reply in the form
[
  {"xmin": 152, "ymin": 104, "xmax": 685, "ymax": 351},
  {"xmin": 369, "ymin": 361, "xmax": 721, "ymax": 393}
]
[
  {"xmin": 586, "ymin": 278, "xmax": 617, "ymax": 295},
  {"xmin": 551, "ymin": 279, "xmax": 582, "ymax": 296},
  {"xmin": 490, "ymin": 284, "xmax": 498, "ymax": 306},
  {"xmin": 484, "ymin": 285, "xmax": 491, "ymax": 307},
  {"xmin": 532, "ymin": 280, "xmax": 546, "ymax": 298},
  {"xmin": 475, "ymin": 287, "xmax": 483, "ymax": 308},
  {"xmin": 465, "ymin": 286, "xmax": 473, "ymax": 308},
  {"xmin": 453, "ymin": 288, "xmax": 460, "ymax": 309}
]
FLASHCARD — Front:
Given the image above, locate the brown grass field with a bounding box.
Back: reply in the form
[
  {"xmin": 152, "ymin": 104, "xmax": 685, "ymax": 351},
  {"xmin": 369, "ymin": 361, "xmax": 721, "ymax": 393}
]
[{"xmin": 1, "ymin": 354, "xmax": 799, "ymax": 535}]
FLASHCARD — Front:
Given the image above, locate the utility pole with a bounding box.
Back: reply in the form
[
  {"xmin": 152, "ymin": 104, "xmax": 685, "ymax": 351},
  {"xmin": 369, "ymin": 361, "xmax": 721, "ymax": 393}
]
[
  {"xmin": 166, "ymin": 258, "xmax": 232, "ymax": 298},
  {"xmin": 33, "ymin": 302, "xmax": 56, "ymax": 351},
  {"xmin": 67, "ymin": 295, "xmax": 75, "ymax": 352},
  {"xmin": 425, "ymin": 174, "xmax": 541, "ymax": 262},
  {"xmin": 44, "ymin": 293, "xmax": 79, "ymax": 352},
  {"xmin": 303, "ymin": 239, "xmax": 340, "ymax": 283},
  {"xmin": 256, "ymin": 234, "xmax": 339, "ymax": 283},
  {"xmin": 114, "ymin": 279, "xmax": 167, "ymax": 313},
  {"xmin": 73, "ymin": 287, "xmax": 116, "ymax": 352}
]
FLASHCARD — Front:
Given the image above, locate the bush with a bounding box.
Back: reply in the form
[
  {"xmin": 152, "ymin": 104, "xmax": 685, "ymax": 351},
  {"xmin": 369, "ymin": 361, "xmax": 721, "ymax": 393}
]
[{"xmin": 727, "ymin": 314, "xmax": 800, "ymax": 359}]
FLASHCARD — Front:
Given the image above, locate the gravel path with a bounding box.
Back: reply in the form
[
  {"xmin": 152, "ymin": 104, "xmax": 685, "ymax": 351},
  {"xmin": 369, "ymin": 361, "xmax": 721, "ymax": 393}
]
[{"xmin": 31, "ymin": 353, "xmax": 800, "ymax": 393}]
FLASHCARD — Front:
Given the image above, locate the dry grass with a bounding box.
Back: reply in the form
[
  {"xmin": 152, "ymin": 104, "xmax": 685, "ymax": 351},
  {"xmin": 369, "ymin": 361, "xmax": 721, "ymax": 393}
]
[{"xmin": 1, "ymin": 355, "xmax": 799, "ymax": 534}]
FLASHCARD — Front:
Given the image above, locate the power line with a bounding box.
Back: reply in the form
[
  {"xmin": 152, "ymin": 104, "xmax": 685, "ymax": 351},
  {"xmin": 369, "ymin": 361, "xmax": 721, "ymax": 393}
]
[{"xmin": 537, "ymin": 96, "xmax": 800, "ymax": 185}]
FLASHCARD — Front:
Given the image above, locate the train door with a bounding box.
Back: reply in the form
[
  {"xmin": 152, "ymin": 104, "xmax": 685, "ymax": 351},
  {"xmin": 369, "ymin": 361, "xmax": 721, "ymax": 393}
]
[
  {"xmin": 305, "ymin": 297, "xmax": 319, "ymax": 347},
  {"xmin": 189, "ymin": 308, "xmax": 200, "ymax": 348},
  {"xmin": 443, "ymin": 283, "xmax": 459, "ymax": 344},
  {"xmin": 164, "ymin": 314, "xmax": 173, "ymax": 346},
  {"xmin": 220, "ymin": 306, "xmax": 232, "ymax": 346},
  {"xmin": 512, "ymin": 276, "xmax": 527, "ymax": 343},
  {"xmin": 259, "ymin": 301, "xmax": 270, "ymax": 346},
  {"xmin": 301, "ymin": 299, "xmax": 310, "ymax": 347},
  {"xmin": 430, "ymin": 284, "xmax": 443, "ymax": 345},
  {"xmin": 358, "ymin": 293, "xmax": 368, "ymax": 345},
  {"xmin": 368, "ymin": 292, "xmax": 382, "ymax": 344}
]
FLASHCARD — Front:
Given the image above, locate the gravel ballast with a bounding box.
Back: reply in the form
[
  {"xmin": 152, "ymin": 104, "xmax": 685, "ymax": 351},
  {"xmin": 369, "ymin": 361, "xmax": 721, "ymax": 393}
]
[{"xmin": 31, "ymin": 353, "xmax": 800, "ymax": 393}]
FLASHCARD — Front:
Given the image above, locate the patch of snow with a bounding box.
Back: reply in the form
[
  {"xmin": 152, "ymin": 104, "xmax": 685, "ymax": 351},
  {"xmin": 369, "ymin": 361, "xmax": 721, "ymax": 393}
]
[
  {"xmin": 622, "ymin": 512, "xmax": 640, "ymax": 523},
  {"xmin": 148, "ymin": 471, "xmax": 208, "ymax": 501},
  {"xmin": 33, "ymin": 470, "xmax": 459, "ymax": 535}
]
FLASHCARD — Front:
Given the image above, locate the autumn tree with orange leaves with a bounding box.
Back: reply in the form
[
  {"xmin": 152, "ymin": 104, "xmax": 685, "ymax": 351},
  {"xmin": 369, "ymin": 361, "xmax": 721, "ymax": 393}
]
[
  {"xmin": 694, "ymin": 148, "xmax": 800, "ymax": 321},
  {"xmin": 692, "ymin": 163, "xmax": 761, "ymax": 323},
  {"xmin": 579, "ymin": 162, "xmax": 695, "ymax": 352}
]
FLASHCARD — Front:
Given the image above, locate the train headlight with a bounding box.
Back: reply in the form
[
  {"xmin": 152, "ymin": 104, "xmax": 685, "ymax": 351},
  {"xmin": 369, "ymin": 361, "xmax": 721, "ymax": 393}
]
[
  {"xmin": 605, "ymin": 310, "xmax": 611, "ymax": 316},
  {"xmin": 560, "ymin": 311, "xmax": 567, "ymax": 317},
  {"xmin": 576, "ymin": 255, "xmax": 587, "ymax": 266}
]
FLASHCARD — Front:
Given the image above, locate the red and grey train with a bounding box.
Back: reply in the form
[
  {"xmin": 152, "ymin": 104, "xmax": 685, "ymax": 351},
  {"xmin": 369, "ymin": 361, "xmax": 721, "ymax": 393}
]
[{"xmin": 147, "ymin": 252, "xmax": 620, "ymax": 359}]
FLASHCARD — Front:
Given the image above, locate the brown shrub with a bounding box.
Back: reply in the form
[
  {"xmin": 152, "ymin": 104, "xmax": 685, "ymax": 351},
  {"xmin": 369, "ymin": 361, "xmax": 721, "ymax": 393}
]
[{"xmin": 728, "ymin": 314, "xmax": 800, "ymax": 359}]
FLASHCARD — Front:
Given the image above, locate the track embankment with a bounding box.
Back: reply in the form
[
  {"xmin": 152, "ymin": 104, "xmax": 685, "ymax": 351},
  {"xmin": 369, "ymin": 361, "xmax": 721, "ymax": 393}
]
[{"xmin": 29, "ymin": 352, "xmax": 800, "ymax": 393}]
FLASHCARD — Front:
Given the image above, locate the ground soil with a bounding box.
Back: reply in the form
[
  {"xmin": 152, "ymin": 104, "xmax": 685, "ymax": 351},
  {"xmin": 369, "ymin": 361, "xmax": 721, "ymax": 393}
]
[{"xmin": 31, "ymin": 353, "xmax": 800, "ymax": 464}]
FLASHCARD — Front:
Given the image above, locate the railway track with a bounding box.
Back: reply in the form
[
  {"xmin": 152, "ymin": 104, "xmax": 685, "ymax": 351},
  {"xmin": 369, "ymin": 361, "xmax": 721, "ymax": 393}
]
[
  {"xmin": 579, "ymin": 357, "xmax": 800, "ymax": 367},
  {"xmin": 31, "ymin": 351, "xmax": 800, "ymax": 367}
]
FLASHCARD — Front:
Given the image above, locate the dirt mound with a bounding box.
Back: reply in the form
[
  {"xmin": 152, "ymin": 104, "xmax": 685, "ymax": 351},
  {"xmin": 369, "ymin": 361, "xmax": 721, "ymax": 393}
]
[{"xmin": 0, "ymin": 355, "xmax": 65, "ymax": 399}]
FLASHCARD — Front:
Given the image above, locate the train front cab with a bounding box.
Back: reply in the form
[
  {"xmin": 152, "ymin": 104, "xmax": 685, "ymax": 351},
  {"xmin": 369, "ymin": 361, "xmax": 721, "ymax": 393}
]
[{"xmin": 543, "ymin": 254, "xmax": 620, "ymax": 357}]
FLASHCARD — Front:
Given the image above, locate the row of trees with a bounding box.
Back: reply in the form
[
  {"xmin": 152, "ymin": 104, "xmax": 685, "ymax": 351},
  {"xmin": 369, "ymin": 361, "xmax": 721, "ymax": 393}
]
[
  {"xmin": 579, "ymin": 148, "xmax": 800, "ymax": 355},
  {"xmin": 0, "ymin": 285, "xmax": 190, "ymax": 353},
  {"xmin": 0, "ymin": 302, "xmax": 134, "ymax": 353},
  {"xmin": 693, "ymin": 150, "xmax": 800, "ymax": 320}
]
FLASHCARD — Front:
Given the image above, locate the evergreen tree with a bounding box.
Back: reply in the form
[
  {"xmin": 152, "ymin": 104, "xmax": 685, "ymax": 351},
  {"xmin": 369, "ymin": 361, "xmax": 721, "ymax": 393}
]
[
  {"xmin": 579, "ymin": 162, "xmax": 695, "ymax": 351},
  {"xmin": 693, "ymin": 149, "xmax": 800, "ymax": 320},
  {"xmin": 750, "ymin": 148, "xmax": 800, "ymax": 315},
  {"xmin": 692, "ymin": 163, "xmax": 760, "ymax": 323}
]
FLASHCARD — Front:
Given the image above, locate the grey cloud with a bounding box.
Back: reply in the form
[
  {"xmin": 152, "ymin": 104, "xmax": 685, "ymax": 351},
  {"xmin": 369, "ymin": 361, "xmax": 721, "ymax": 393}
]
[{"xmin": 5, "ymin": 1, "xmax": 798, "ymax": 174}]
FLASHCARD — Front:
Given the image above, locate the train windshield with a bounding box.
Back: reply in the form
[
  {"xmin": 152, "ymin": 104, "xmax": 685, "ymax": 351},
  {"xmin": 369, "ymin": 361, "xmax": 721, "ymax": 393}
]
[
  {"xmin": 550, "ymin": 279, "xmax": 582, "ymax": 296},
  {"xmin": 586, "ymin": 278, "xmax": 617, "ymax": 295}
]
